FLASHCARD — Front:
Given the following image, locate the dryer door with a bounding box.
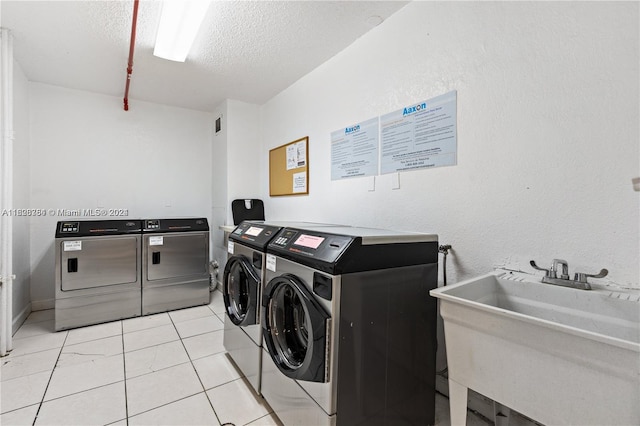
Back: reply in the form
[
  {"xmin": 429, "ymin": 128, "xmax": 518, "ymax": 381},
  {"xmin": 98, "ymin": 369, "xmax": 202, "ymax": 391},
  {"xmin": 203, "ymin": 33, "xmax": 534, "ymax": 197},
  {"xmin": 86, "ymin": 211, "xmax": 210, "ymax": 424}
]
[
  {"xmin": 262, "ymin": 273, "xmax": 330, "ymax": 383},
  {"xmin": 223, "ymin": 255, "xmax": 260, "ymax": 326}
]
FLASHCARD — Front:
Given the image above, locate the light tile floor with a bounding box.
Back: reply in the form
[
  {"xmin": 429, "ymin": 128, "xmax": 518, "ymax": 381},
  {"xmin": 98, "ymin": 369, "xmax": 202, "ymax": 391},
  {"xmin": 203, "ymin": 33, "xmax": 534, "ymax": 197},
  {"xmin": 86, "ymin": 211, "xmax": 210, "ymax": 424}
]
[{"xmin": 1, "ymin": 290, "xmax": 491, "ymax": 426}]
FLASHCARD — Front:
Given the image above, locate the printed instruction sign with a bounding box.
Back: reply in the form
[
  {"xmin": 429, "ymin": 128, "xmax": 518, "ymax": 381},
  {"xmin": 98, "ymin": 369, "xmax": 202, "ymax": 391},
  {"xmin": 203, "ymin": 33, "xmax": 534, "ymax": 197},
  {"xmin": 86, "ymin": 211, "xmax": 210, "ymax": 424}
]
[
  {"xmin": 331, "ymin": 117, "xmax": 379, "ymax": 180},
  {"xmin": 266, "ymin": 254, "xmax": 277, "ymax": 272},
  {"xmin": 380, "ymin": 91, "xmax": 457, "ymax": 174},
  {"xmin": 292, "ymin": 171, "xmax": 307, "ymax": 193},
  {"xmin": 286, "ymin": 140, "xmax": 307, "ymax": 170}
]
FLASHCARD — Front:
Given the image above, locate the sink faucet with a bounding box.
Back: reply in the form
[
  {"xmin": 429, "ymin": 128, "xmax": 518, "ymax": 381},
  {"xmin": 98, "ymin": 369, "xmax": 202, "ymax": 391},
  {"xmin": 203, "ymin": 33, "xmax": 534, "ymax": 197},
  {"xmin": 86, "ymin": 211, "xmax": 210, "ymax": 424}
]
[
  {"xmin": 551, "ymin": 259, "xmax": 569, "ymax": 280},
  {"xmin": 530, "ymin": 259, "xmax": 608, "ymax": 290}
]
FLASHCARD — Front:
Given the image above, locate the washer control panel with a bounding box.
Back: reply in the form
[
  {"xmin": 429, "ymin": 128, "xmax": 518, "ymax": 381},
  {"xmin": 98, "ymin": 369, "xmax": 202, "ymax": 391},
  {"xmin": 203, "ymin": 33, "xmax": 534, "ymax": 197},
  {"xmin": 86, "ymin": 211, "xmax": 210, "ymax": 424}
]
[
  {"xmin": 55, "ymin": 220, "xmax": 143, "ymax": 237},
  {"xmin": 230, "ymin": 222, "xmax": 281, "ymax": 250},
  {"xmin": 59, "ymin": 222, "xmax": 80, "ymax": 233},
  {"xmin": 268, "ymin": 228, "xmax": 353, "ymax": 264},
  {"xmin": 145, "ymin": 219, "xmax": 160, "ymax": 230},
  {"xmin": 143, "ymin": 218, "xmax": 208, "ymax": 233}
]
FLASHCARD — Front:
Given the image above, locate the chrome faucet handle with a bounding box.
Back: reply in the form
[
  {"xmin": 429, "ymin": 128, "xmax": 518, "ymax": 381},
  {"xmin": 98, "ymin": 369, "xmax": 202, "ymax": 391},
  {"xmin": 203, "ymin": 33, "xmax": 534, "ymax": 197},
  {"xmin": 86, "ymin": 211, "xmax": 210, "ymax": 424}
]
[
  {"xmin": 530, "ymin": 260, "xmax": 554, "ymax": 278},
  {"xmin": 574, "ymin": 269, "xmax": 608, "ymax": 283},
  {"xmin": 552, "ymin": 259, "xmax": 570, "ymax": 280}
]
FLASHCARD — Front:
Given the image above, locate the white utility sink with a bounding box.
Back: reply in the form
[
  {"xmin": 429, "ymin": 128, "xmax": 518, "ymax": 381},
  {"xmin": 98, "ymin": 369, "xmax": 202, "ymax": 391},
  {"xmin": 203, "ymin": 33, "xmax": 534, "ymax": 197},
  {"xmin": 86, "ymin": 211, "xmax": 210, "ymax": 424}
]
[{"xmin": 430, "ymin": 270, "xmax": 640, "ymax": 426}]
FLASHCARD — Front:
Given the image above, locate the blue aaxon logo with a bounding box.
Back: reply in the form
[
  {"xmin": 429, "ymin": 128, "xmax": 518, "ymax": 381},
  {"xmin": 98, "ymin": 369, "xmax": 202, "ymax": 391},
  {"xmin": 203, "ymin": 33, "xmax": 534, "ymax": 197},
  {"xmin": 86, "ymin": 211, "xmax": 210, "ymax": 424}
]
[
  {"xmin": 403, "ymin": 102, "xmax": 427, "ymax": 116},
  {"xmin": 345, "ymin": 124, "xmax": 360, "ymax": 134}
]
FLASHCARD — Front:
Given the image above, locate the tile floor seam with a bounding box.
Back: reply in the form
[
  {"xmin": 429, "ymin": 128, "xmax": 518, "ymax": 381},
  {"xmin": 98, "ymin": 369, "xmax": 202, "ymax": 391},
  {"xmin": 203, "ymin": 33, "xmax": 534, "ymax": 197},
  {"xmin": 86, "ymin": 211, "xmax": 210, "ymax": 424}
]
[
  {"xmin": 119, "ymin": 321, "xmax": 130, "ymax": 426},
  {"xmin": 41, "ymin": 380, "xmax": 127, "ymax": 405},
  {"xmin": 126, "ymin": 390, "xmax": 207, "ymax": 422},
  {"xmin": 178, "ymin": 330, "xmax": 222, "ymax": 341},
  {"xmin": 0, "ymin": 403, "xmax": 40, "ymax": 418},
  {"xmin": 170, "ymin": 312, "xmax": 224, "ymax": 425},
  {"xmin": 63, "ymin": 336, "xmax": 120, "ymax": 346},
  {"xmin": 126, "ymin": 358, "xmax": 193, "ymax": 379},
  {"xmin": 202, "ymin": 382, "xmax": 224, "ymax": 425},
  {"xmin": 7, "ymin": 335, "xmax": 68, "ymax": 358},
  {"xmin": 31, "ymin": 330, "xmax": 69, "ymax": 426},
  {"xmin": 121, "ymin": 319, "xmax": 171, "ymax": 335},
  {"xmin": 201, "ymin": 376, "xmax": 247, "ymax": 393}
]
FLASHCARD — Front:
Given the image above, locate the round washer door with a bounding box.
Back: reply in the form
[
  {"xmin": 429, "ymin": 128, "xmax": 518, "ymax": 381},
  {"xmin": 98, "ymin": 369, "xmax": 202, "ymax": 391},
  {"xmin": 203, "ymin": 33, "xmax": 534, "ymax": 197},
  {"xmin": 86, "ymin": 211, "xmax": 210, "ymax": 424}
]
[
  {"xmin": 223, "ymin": 255, "xmax": 260, "ymax": 326},
  {"xmin": 262, "ymin": 273, "xmax": 330, "ymax": 383}
]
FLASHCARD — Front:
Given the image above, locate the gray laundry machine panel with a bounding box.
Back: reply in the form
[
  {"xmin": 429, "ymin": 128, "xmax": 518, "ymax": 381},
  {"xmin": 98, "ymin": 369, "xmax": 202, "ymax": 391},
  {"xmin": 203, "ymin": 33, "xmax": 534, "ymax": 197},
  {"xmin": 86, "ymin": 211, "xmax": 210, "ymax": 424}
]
[
  {"xmin": 54, "ymin": 220, "xmax": 142, "ymax": 331},
  {"xmin": 142, "ymin": 218, "xmax": 209, "ymax": 315}
]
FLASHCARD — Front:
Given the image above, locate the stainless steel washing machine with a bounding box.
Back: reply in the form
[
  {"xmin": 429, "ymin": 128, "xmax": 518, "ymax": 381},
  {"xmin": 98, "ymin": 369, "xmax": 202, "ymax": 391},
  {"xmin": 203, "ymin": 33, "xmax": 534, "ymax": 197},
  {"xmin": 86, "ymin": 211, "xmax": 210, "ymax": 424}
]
[
  {"xmin": 223, "ymin": 220, "xmax": 345, "ymax": 394},
  {"xmin": 142, "ymin": 218, "xmax": 209, "ymax": 315},
  {"xmin": 223, "ymin": 221, "xmax": 283, "ymax": 393},
  {"xmin": 260, "ymin": 226, "xmax": 439, "ymax": 426},
  {"xmin": 55, "ymin": 220, "xmax": 142, "ymax": 331}
]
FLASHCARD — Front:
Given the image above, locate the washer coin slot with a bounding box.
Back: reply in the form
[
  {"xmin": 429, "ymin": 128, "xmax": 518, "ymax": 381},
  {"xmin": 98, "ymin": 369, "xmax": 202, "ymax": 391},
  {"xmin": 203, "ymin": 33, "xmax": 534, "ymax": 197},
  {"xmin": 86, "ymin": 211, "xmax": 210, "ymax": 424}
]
[
  {"xmin": 67, "ymin": 258, "xmax": 78, "ymax": 273},
  {"xmin": 152, "ymin": 252, "xmax": 161, "ymax": 265}
]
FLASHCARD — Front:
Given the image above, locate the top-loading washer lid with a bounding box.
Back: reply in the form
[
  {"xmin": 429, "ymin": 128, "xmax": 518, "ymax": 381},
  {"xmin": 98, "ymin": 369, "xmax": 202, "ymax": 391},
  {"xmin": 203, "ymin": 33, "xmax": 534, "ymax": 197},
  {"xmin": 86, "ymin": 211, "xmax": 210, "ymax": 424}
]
[{"xmin": 55, "ymin": 220, "xmax": 142, "ymax": 237}]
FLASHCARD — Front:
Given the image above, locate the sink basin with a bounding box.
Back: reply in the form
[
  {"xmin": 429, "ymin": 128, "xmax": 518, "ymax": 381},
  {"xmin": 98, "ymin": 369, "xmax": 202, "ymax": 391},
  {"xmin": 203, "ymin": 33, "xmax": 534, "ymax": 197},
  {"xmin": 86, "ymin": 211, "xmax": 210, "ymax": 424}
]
[
  {"xmin": 430, "ymin": 270, "xmax": 640, "ymax": 425},
  {"xmin": 438, "ymin": 270, "xmax": 640, "ymax": 346}
]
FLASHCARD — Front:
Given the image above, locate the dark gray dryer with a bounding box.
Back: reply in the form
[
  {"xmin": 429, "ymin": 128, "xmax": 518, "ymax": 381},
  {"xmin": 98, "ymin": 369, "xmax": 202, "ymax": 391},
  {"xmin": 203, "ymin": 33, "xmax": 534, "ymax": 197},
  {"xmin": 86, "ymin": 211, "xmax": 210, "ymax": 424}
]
[
  {"xmin": 142, "ymin": 218, "xmax": 210, "ymax": 315},
  {"xmin": 261, "ymin": 225, "xmax": 439, "ymax": 426},
  {"xmin": 55, "ymin": 220, "xmax": 142, "ymax": 331}
]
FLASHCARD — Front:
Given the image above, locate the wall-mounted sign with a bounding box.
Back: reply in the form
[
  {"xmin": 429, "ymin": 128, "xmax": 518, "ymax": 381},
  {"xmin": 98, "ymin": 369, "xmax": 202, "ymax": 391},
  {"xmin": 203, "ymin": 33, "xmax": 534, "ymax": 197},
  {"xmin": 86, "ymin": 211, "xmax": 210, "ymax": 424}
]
[
  {"xmin": 292, "ymin": 171, "xmax": 307, "ymax": 193},
  {"xmin": 331, "ymin": 117, "xmax": 379, "ymax": 180},
  {"xmin": 380, "ymin": 91, "xmax": 457, "ymax": 174}
]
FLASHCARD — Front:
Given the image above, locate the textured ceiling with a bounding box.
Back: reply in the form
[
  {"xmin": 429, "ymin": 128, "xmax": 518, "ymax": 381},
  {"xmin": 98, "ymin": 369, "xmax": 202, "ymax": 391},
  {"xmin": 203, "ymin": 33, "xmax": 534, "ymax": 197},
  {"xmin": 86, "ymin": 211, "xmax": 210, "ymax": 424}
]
[{"xmin": 1, "ymin": 0, "xmax": 408, "ymax": 111}]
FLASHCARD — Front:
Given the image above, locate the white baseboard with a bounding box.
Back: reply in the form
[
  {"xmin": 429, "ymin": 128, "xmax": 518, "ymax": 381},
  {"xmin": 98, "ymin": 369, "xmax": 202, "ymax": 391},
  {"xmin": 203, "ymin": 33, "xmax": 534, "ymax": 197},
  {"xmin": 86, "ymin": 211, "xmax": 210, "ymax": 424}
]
[
  {"xmin": 31, "ymin": 298, "xmax": 54, "ymax": 311},
  {"xmin": 12, "ymin": 302, "xmax": 32, "ymax": 335}
]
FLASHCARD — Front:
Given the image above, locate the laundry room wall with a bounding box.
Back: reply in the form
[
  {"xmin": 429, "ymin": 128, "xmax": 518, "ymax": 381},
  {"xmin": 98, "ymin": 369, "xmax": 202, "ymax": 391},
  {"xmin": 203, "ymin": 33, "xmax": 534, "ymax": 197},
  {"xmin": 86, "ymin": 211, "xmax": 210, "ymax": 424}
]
[
  {"xmin": 210, "ymin": 99, "xmax": 261, "ymax": 284},
  {"xmin": 211, "ymin": 100, "xmax": 229, "ymax": 284},
  {"xmin": 12, "ymin": 60, "xmax": 32, "ymax": 330},
  {"xmin": 259, "ymin": 1, "xmax": 640, "ymax": 288},
  {"xmin": 28, "ymin": 83, "xmax": 214, "ymax": 308},
  {"xmin": 226, "ymin": 100, "xmax": 261, "ymax": 213}
]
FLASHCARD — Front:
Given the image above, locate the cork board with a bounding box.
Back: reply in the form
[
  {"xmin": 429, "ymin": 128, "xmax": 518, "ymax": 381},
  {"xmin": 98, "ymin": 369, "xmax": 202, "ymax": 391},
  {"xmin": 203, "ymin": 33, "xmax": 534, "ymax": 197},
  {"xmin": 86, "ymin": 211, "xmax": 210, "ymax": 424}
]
[{"xmin": 269, "ymin": 137, "xmax": 309, "ymax": 196}]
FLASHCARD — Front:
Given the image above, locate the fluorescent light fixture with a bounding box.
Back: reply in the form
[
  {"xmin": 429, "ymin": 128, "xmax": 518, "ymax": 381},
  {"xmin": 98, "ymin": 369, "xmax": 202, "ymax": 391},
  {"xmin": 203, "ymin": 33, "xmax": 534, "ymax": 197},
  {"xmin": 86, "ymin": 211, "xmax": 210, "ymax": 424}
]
[{"xmin": 153, "ymin": 0, "xmax": 211, "ymax": 62}]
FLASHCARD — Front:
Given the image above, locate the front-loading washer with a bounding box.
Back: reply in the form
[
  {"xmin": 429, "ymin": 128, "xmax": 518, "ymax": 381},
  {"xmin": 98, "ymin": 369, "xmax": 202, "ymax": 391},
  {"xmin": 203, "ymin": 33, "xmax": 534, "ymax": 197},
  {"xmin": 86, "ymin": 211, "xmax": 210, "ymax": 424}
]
[
  {"xmin": 260, "ymin": 225, "xmax": 439, "ymax": 426},
  {"xmin": 223, "ymin": 220, "xmax": 345, "ymax": 394},
  {"xmin": 223, "ymin": 221, "xmax": 282, "ymax": 393}
]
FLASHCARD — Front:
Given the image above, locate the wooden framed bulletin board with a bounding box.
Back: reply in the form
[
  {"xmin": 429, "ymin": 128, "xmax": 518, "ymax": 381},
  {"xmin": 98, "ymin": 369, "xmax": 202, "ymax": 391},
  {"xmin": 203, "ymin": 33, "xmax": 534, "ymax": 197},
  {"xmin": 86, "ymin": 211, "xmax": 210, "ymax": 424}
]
[{"xmin": 269, "ymin": 137, "xmax": 309, "ymax": 196}]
